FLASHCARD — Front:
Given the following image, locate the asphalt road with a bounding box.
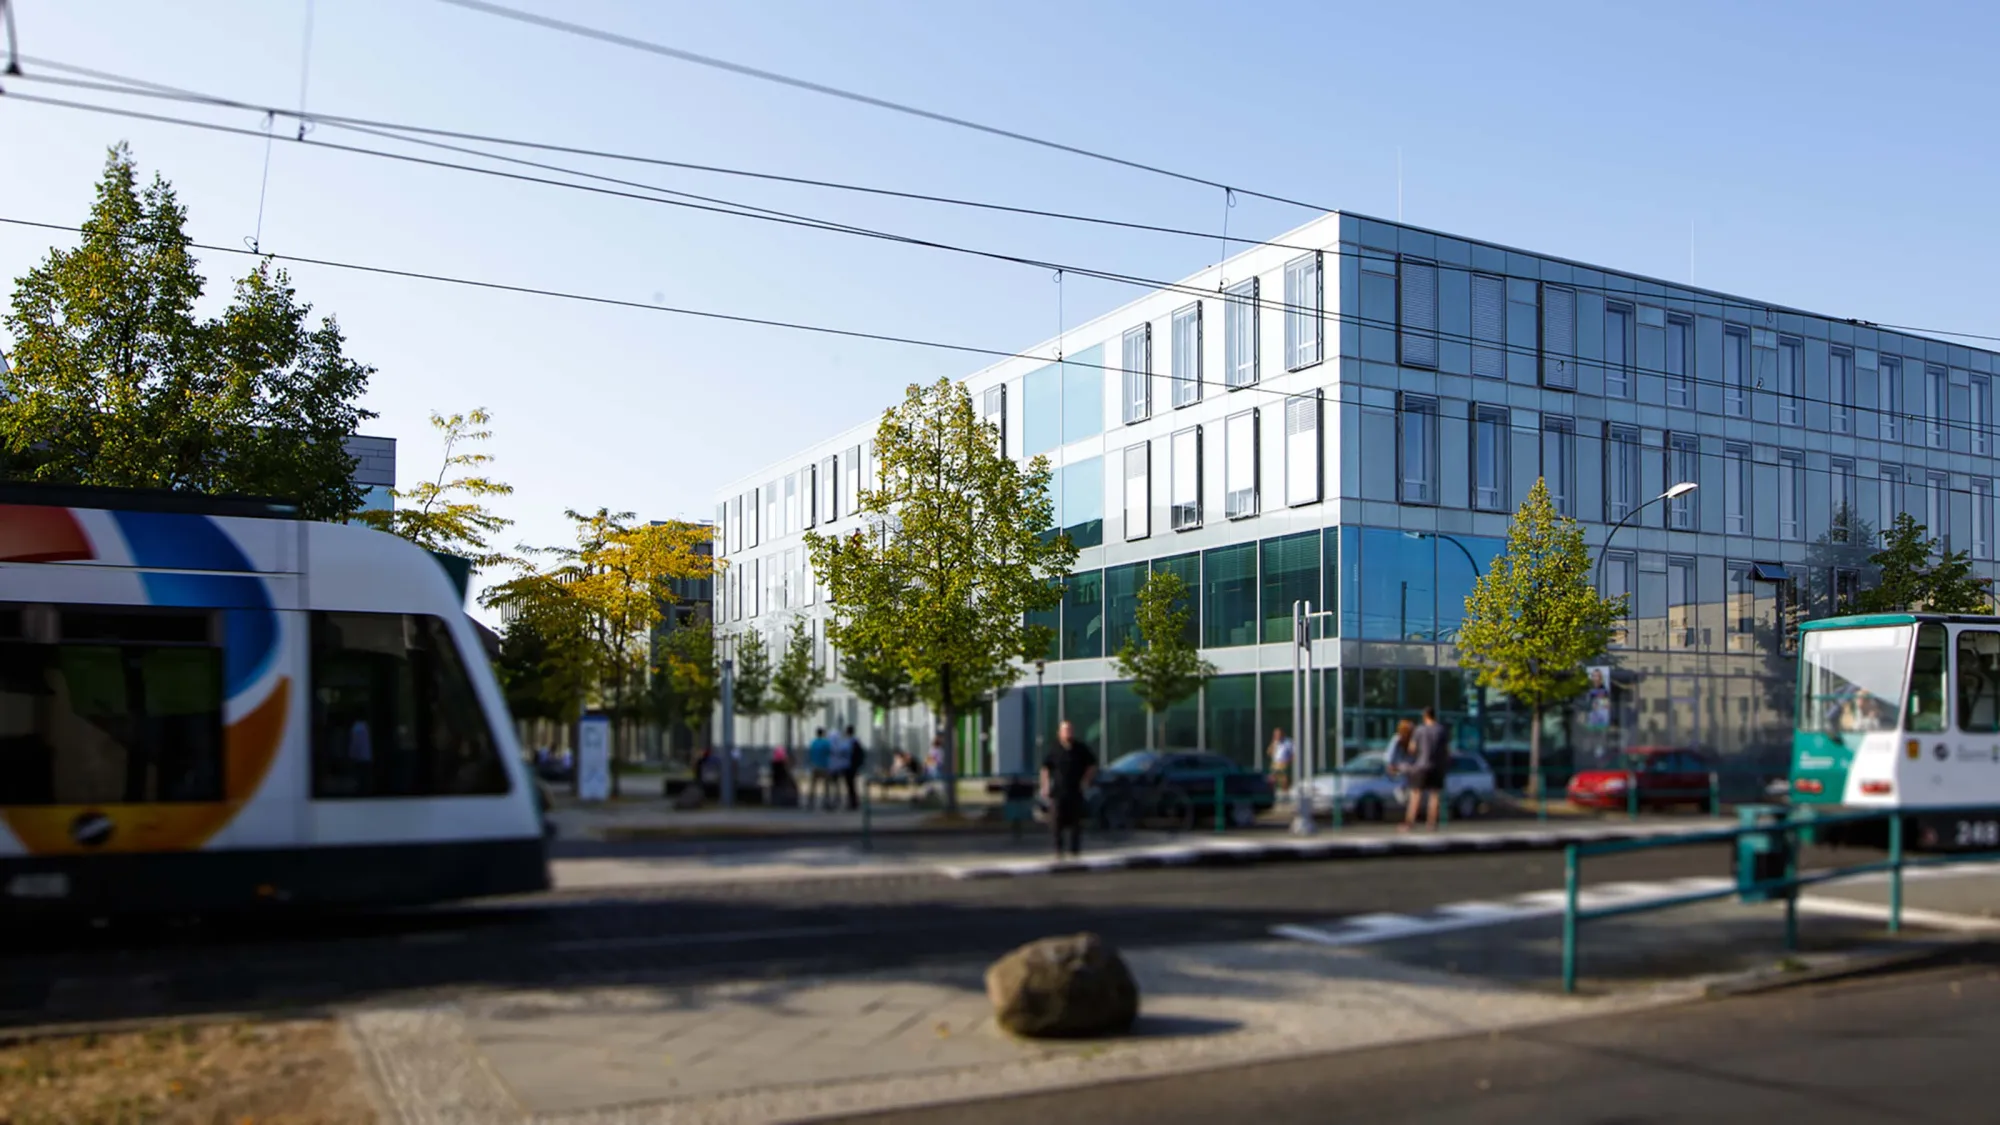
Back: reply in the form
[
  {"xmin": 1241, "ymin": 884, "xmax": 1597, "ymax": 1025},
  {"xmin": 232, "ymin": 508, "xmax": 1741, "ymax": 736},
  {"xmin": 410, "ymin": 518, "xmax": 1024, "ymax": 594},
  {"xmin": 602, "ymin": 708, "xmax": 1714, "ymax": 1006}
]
[
  {"xmin": 0, "ymin": 841, "xmax": 1854, "ymax": 1028},
  {"xmin": 829, "ymin": 945, "xmax": 2000, "ymax": 1125}
]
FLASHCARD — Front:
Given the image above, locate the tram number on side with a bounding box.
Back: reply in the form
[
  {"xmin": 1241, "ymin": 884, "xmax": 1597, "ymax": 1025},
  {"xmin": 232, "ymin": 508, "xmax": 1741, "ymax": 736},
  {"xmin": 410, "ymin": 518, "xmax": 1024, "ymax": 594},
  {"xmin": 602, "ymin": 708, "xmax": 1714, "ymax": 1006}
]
[{"xmin": 1953, "ymin": 819, "xmax": 2000, "ymax": 850}]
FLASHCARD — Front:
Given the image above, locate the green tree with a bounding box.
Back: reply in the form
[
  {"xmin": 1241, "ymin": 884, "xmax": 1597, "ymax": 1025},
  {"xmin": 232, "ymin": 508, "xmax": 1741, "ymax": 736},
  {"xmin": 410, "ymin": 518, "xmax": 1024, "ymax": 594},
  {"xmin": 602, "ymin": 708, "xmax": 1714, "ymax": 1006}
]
[
  {"xmin": 840, "ymin": 625, "xmax": 917, "ymax": 755},
  {"xmin": 657, "ymin": 618, "xmax": 719, "ymax": 743},
  {"xmin": 805, "ymin": 378, "xmax": 1077, "ymax": 814},
  {"xmin": 1858, "ymin": 512, "xmax": 1993, "ymax": 614},
  {"xmin": 495, "ymin": 612, "xmax": 586, "ymax": 726},
  {"xmin": 1457, "ymin": 479, "xmax": 1626, "ymax": 795},
  {"xmin": 356, "ymin": 408, "xmax": 513, "ymax": 568},
  {"xmin": 731, "ymin": 627, "xmax": 772, "ymax": 722},
  {"xmin": 768, "ymin": 617, "xmax": 827, "ymax": 748},
  {"xmin": 1110, "ymin": 569, "xmax": 1215, "ymax": 748},
  {"xmin": 1, "ymin": 145, "xmax": 373, "ymax": 518}
]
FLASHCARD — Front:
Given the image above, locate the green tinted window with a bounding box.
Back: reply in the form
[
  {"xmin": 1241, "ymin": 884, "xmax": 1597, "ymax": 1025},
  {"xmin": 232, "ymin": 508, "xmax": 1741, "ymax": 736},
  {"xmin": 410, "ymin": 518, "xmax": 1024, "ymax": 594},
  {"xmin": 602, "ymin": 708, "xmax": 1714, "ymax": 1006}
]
[{"xmin": 1907, "ymin": 622, "xmax": 1948, "ymax": 733}]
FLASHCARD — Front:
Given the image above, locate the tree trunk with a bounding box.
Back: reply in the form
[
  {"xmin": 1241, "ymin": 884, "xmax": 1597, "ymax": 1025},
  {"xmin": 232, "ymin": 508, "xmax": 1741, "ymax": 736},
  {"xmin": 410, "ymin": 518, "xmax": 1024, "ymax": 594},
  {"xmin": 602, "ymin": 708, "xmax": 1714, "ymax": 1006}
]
[
  {"xmin": 940, "ymin": 668, "xmax": 959, "ymax": 816},
  {"xmin": 1527, "ymin": 701, "xmax": 1543, "ymax": 798},
  {"xmin": 1147, "ymin": 708, "xmax": 1158, "ymax": 750}
]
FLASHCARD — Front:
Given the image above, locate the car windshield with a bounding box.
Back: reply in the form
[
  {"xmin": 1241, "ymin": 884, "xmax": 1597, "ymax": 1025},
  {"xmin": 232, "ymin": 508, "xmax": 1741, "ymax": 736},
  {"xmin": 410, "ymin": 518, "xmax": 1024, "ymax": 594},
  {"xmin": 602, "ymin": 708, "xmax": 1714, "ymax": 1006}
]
[
  {"xmin": 1800, "ymin": 625, "xmax": 1910, "ymax": 735},
  {"xmin": 1104, "ymin": 752, "xmax": 1160, "ymax": 775},
  {"xmin": 1340, "ymin": 752, "xmax": 1388, "ymax": 776}
]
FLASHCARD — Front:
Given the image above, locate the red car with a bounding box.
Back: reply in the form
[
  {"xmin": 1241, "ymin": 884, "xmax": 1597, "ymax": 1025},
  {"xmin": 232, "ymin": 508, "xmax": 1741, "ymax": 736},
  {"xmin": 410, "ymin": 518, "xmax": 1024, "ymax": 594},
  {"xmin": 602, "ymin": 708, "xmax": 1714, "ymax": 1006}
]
[{"xmin": 1566, "ymin": 747, "xmax": 1714, "ymax": 810}]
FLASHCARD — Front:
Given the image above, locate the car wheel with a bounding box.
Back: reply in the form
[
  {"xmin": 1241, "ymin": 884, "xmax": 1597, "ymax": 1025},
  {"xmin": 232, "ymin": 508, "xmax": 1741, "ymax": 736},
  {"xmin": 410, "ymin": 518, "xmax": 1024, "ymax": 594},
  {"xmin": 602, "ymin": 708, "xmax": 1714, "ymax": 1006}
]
[
  {"xmin": 1355, "ymin": 794, "xmax": 1384, "ymax": 822},
  {"xmin": 1228, "ymin": 800, "xmax": 1257, "ymax": 829},
  {"xmin": 1157, "ymin": 790, "xmax": 1195, "ymax": 833},
  {"xmin": 1452, "ymin": 791, "xmax": 1480, "ymax": 821}
]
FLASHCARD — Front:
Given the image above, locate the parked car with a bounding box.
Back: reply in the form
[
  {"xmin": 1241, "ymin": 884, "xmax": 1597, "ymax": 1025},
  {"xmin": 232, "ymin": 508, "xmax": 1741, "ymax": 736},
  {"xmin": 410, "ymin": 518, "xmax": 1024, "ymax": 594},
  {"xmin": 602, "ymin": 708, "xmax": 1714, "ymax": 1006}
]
[
  {"xmin": 1089, "ymin": 750, "xmax": 1276, "ymax": 831},
  {"xmin": 1566, "ymin": 747, "xmax": 1714, "ymax": 811},
  {"xmin": 1306, "ymin": 750, "xmax": 1496, "ymax": 822}
]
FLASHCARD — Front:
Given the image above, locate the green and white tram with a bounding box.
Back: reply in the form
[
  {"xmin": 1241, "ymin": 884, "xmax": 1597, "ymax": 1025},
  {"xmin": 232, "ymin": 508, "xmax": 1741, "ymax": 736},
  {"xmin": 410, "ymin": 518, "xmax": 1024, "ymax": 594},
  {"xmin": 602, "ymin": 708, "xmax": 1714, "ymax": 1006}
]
[{"xmin": 1793, "ymin": 613, "xmax": 2000, "ymax": 851}]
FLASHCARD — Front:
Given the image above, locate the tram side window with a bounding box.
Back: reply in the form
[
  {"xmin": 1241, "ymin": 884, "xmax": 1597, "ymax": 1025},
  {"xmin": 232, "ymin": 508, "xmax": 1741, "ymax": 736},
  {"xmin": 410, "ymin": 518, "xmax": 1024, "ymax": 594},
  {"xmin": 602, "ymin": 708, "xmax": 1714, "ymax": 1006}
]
[
  {"xmin": 1957, "ymin": 631, "xmax": 2000, "ymax": 734},
  {"xmin": 310, "ymin": 613, "xmax": 509, "ymax": 799},
  {"xmin": 1907, "ymin": 622, "xmax": 1950, "ymax": 734},
  {"xmin": 0, "ymin": 604, "xmax": 224, "ymax": 806}
]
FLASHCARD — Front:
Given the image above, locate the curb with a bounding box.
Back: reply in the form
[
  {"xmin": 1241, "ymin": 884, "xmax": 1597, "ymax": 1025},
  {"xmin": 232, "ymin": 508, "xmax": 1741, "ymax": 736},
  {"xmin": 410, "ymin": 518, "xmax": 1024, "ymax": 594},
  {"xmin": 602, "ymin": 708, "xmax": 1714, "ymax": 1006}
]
[
  {"xmin": 1700, "ymin": 936, "xmax": 1997, "ymax": 1000},
  {"xmin": 937, "ymin": 823, "xmax": 1715, "ymax": 880}
]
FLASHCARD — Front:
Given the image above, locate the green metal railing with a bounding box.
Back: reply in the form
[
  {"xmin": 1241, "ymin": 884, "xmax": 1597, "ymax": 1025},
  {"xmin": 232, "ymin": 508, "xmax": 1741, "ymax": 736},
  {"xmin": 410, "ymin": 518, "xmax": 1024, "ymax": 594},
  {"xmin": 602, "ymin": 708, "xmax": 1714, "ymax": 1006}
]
[{"xmin": 1559, "ymin": 804, "xmax": 2000, "ymax": 993}]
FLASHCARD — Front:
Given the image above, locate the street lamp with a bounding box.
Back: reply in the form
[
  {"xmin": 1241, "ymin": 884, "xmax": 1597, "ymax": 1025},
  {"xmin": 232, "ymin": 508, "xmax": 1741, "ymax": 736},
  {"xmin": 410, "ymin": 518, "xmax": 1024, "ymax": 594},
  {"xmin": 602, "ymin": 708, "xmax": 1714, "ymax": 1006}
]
[
  {"xmin": 1410, "ymin": 530, "xmax": 1487, "ymax": 756},
  {"xmin": 1033, "ymin": 658, "xmax": 1047, "ymax": 759},
  {"xmin": 1596, "ymin": 482, "xmax": 1698, "ymax": 591}
]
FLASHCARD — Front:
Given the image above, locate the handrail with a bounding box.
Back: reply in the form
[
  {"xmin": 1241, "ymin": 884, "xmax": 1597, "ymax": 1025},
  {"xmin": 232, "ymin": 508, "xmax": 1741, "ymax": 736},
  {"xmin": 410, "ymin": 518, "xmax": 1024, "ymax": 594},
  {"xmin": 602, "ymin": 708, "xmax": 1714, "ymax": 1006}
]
[{"xmin": 1560, "ymin": 803, "xmax": 2000, "ymax": 993}]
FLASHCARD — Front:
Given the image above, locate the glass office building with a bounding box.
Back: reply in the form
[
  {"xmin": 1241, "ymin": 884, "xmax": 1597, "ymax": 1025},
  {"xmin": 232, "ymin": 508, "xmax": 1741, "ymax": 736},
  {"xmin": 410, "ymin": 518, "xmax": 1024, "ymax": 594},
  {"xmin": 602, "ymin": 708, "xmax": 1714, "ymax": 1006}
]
[{"xmin": 711, "ymin": 213, "xmax": 2000, "ymax": 779}]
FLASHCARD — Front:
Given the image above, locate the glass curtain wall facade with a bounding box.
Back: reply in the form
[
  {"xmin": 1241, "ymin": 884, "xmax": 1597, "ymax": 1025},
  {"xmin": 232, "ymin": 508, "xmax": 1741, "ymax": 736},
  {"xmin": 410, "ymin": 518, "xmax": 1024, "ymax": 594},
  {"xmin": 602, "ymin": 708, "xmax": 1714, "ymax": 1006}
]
[{"xmin": 710, "ymin": 211, "xmax": 2000, "ymax": 780}]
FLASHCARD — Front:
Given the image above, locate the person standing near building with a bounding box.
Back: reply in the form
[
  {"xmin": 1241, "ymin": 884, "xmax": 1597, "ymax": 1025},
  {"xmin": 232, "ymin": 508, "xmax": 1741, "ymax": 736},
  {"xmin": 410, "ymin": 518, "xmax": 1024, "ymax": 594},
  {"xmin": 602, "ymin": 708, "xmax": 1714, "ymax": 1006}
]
[
  {"xmin": 1040, "ymin": 720, "xmax": 1098, "ymax": 859},
  {"xmin": 840, "ymin": 725, "xmax": 865, "ymax": 811},
  {"xmin": 1401, "ymin": 707, "xmax": 1449, "ymax": 833},
  {"xmin": 806, "ymin": 727, "xmax": 833, "ymax": 810},
  {"xmin": 1267, "ymin": 726, "xmax": 1295, "ymax": 794},
  {"xmin": 827, "ymin": 727, "xmax": 854, "ymax": 812}
]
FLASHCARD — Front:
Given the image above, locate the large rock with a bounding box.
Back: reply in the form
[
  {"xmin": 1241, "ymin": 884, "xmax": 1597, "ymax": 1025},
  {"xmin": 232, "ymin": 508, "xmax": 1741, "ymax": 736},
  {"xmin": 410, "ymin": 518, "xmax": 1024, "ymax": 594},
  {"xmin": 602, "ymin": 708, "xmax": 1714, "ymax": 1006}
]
[{"xmin": 985, "ymin": 932, "xmax": 1139, "ymax": 1038}]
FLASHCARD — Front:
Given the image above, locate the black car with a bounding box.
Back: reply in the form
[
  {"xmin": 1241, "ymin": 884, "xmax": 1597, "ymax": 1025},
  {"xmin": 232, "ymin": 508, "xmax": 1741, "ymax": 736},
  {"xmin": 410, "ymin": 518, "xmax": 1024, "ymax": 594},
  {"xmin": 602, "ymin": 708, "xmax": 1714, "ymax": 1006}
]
[{"xmin": 1089, "ymin": 749, "xmax": 1276, "ymax": 831}]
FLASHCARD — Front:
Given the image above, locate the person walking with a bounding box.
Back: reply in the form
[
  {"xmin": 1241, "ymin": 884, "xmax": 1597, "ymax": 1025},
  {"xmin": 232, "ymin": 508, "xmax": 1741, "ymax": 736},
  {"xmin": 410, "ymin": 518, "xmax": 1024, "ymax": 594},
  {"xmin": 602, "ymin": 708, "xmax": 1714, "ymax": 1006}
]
[
  {"xmin": 1040, "ymin": 720, "xmax": 1098, "ymax": 859},
  {"xmin": 840, "ymin": 725, "xmax": 865, "ymax": 810},
  {"xmin": 1401, "ymin": 707, "xmax": 1450, "ymax": 832},
  {"xmin": 826, "ymin": 728, "xmax": 854, "ymax": 812},
  {"xmin": 806, "ymin": 728, "xmax": 833, "ymax": 810},
  {"xmin": 1266, "ymin": 726, "xmax": 1295, "ymax": 794}
]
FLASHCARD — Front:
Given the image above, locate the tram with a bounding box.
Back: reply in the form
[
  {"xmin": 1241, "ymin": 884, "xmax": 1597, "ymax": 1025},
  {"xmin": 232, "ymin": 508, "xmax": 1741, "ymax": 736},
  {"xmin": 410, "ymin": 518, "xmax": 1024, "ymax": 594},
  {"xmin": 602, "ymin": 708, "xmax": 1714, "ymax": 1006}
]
[
  {"xmin": 0, "ymin": 484, "xmax": 550, "ymax": 913},
  {"xmin": 1792, "ymin": 613, "xmax": 2000, "ymax": 850}
]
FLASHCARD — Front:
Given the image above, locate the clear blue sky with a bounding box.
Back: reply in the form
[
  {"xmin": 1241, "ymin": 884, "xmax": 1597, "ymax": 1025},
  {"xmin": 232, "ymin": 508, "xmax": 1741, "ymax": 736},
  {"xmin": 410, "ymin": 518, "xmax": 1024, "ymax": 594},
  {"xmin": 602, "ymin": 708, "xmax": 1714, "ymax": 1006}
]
[{"xmin": 5, "ymin": 0, "xmax": 1998, "ymax": 612}]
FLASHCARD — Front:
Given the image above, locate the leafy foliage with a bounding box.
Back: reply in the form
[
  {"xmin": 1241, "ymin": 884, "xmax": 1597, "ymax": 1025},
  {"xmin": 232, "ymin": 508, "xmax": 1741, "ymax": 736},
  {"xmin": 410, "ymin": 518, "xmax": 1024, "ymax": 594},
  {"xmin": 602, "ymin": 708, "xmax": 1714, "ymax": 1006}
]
[
  {"xmin": 731, "ymin": 627, "xmax": 772, "ymax": 718},
  {"xmin": 1858, "ymin": 512, "xmax": 1992, "ymax": 614},
  {"xmin": 1, "ymin": 145, "xmax": 373, "ymax": 519},
  {"xmin": 655, "ymin": 619, "xmax": 719, "ymax": 735},
  {"xmin": 769, "ymin": 617, "xmax": 827, "ymax": 743},
  {"xmin": 495, "ymin": 613, "xmax": 585, "ymax": 725},
  {"xmin": 1110, "ymin": 569, "xmax": 1215, "ymax": 746},
  {"xmin": 1456, "ymin": 479, "xmax": 1626, "ymax": 790},
  {"xmin": 840, "ymin": 628, "xmax": 918, "ymax": 716},
  {"xmin": 805, "ymin": 378, "xmax": 1077, "ymax": 811},
  {"xmin": 355, "ymin": 408, "xmax": 513, "ymax": 568}
]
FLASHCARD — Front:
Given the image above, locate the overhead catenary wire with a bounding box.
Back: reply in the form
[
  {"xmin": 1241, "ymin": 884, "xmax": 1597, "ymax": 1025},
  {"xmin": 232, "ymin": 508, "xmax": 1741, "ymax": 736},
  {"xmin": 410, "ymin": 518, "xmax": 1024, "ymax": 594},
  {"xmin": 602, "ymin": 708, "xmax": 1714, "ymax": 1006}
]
[
  {"xmin": 0, "ymin": 209, "xmax": 1988, "ymax": 512},
  {"xmin": 428, "ymin": 0, "xmax": 1335, "ymax": 217},
  {"xmin": 10, "ymin": 84, "xmax": 1999, "ymax": 456},
  {"xmin": 10, "ymin": 61, "xmax": 1996, "ymax": 349}
]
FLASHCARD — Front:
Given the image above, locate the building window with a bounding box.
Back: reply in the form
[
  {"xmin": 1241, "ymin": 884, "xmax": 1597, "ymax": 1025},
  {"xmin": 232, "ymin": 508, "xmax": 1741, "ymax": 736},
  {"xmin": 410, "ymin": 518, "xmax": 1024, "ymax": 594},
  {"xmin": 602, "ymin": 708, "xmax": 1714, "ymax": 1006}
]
[
  {"xmin": 1667, "ymin": 433, "xmax": 1698, "ymax": 530},
  {"xmin": 1400, "ymin": 258, "xmax": 1438, "ymax": 368},
  {"xmin": 1976, "ymin": 478, "xmax": 1994, "ymax": 560},
  {"xmin": 1123, "ymin": 443, "xmax": 1150, "ymax": 541},
  {"xmin": 1881, "ymin": 356, "xmax": 1903, "ymax": 443},
  {"xmin": 1603, "ymin": 551, "xmax": 1635, "ymax": 647},
  {"xmin": 1778, "ymin": 450, "xmax": 1804, "ymax": 542},
  {"xmin": 1224, "ymin": 409, "xmax": 1259, "ymax": 520},
  {"xmin": 1062, "ymin": 345, "xmax": 1105, "ymax": 445},
  {"xmin": 1399, "ymin": 394, "xmax": 1439, "ymax": 505},
  {"xmin": 1974, "ymin": 375, "xmax": 1993, "ymax": 457},
  {"xmin": 1606, "ymin": 424, "xmax": 1641, "ymax": 523},
  {"xmin": 785, "ymin": 472, "xmax": 802, "ymax": 535},
  {"xmin": 1725, "ymin": 562, "xmax": 1755, "ymax": 652},
  {"xmin": 1542, "ymin": 415, "xmax": 1576, "ymax": 517},
  {"xmin": 1061, "ymin": 456, "xmax": 1105, "ymax": 549},
  {"xmin": 1831, "ymin": 457, "xmax": 1857, "ymax": 541},
  {"xmin": 799, "ymin": 467, "xmax": 816, "ymax": 530},
  {"xmin": 1171, "ymin": 302, "xmax": 1203, "ymax": 408},
  {"xmin": 1724, "ymin": 443, "xmax": 1750, "ymax": 535},
  {"xmin": 1830, "ymin": 347, "xmax": 1855, "ymax": 434},
  {"xmin": 310, "ymin": 612, "xmax": 507, "ymax": 800},
  {"xmin": 1541, "ymin": 284, "xmax": 1575, "ymax": 389},
  {"xmin": 1023, "ymin": 361, "xmax": 1061, "ymax": 456},
  {"xmin": 842, "ymin": 446, "xmax": 862, "ymax": 515},
  {"xmin": 779, "ymin": 548, "xmax": 795, "ymax": 609},
  {"xmin": 1928, "ymin": 471, "xmax": 1950, "ymax": 549},
  {"xmin": 1120, "ymin": 323, "xmax": 1152, "ymax": 425},
  {"xmin": 1224, "ymin": 278, "xmax": 1259, "ymax": 389},
  {"xmin": 1831, "ymin": 567, "xmax": 1859, "ymax": 614},
  {"xmin": 1471, "ymin": 274, "xmax": 1505, "ymax": 379},
  {"xmin": 1668, "ymin": 556, "xmax": 1696, "ymax": 649},
  {"xmin": 764, "ymin": 480, "xmax": 779, "ymax": 542},
  {"xmin": 1927, "ymin": 364, "xmax": 1948, "ymax": 449},
  {"xmin": 1881, "ymin": 466, "xmax": 1906, "ymax": 542},
  {"xmin": 1723, "ymin": 325, "xmax": 1749, "ymax": 418},
  {"xmin": 1604, "ymin": 302, "xmax": 1634, "ymax": 399},
  {"xmin": 1776, "ymin": 336, "xmax": 1802, "ymax": 425},
  {"xmin": 1666, "ymin": 313, "xmax": 1693, "ymax": 408},
  {"xmin": 729, "ymin": 495, "xmax": 744, "ymax": 553},
  {"xmin": 819, "ymin": 455, "xmax": 839, "ymax": 523},
  {"xmin": 1472, "ymin": 404, "xmax": 1509, "ymax": 512},
  {"xmin": 1284, "ymin": 391, "xmax": 1322, "ymax": 508},
  {"xmin": 1170, "ymin": 426, "xmax": 1202, "ymax": 531},
  {"xmin": 1283, "ymin": 252, "xmax": 1322, "ymax": 371},
  {"xmin": 982, "ymin": 386, "xmax": 1007, "ymax": 455}
]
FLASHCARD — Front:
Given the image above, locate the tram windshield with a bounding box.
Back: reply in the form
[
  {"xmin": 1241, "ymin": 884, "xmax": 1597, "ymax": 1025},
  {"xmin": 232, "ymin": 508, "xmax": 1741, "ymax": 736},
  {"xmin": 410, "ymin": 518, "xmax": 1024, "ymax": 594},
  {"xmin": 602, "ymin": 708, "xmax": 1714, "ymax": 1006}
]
[{"xmin": 1799, "ymin": 625, "xmax": 1911, "ymax": 735}]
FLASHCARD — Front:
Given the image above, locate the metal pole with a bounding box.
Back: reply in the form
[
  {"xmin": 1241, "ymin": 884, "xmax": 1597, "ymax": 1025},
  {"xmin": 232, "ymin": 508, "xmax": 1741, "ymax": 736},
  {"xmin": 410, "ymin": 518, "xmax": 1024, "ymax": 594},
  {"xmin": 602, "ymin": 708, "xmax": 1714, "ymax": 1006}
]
[
  {"xmin": 719, "ymin": 658, "xmax": 736, "ymax": 809},
  {"xmin": 1562, "ymin": 843, "xmax": 1581, "ymax": 994},
  {"xmin": 1332, "ymin": 642, "xmax": 1346, "ymax": 829},
  {"xmin": 1888, "ymin": 814, "xmax": 1905, "ymax": 934},
  {"xmin": 1292, "ymin": 601, "xmax": 1313, "ymax": 835}
]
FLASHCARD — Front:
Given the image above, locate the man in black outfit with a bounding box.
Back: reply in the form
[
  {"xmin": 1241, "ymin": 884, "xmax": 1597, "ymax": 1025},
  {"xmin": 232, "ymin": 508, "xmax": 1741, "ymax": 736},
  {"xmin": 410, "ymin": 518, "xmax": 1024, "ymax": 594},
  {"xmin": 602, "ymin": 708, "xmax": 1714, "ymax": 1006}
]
[
  {"xmin": 1041, "ymin": 720, "xmax": 1098, "ymax": 859},
  {"xmin": 1401, "ymin": 706, "xmax": 1449, "ymax": 832}
]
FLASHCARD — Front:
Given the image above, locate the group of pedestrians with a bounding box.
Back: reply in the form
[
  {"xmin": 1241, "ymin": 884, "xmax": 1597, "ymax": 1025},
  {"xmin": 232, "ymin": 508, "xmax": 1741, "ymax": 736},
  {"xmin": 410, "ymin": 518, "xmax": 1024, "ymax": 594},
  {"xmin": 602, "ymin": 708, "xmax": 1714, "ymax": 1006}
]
[
  {"xmin": 803, "ymin": 726, "xmax": 866, "ymax": 811},
  {"xmin": 1388, "ymin": 706, "xmax": 1452, "ymax": 832}
]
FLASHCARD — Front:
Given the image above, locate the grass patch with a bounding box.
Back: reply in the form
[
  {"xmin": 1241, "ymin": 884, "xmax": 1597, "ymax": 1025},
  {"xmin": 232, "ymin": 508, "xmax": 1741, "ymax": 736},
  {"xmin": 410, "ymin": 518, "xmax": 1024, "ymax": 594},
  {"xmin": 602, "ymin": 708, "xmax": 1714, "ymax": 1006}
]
[{"xmin": 0, "ymin": 1018, "xmax": 375, "ymax": 1125}]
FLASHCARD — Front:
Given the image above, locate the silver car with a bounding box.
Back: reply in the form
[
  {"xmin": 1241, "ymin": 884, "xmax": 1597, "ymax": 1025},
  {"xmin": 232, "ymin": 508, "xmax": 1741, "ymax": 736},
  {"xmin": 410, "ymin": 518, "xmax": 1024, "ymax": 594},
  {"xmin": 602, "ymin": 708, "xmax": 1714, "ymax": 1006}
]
[{"xmin": 1305, "ymin": 750, "xmax": 1497, "ymax": 822}]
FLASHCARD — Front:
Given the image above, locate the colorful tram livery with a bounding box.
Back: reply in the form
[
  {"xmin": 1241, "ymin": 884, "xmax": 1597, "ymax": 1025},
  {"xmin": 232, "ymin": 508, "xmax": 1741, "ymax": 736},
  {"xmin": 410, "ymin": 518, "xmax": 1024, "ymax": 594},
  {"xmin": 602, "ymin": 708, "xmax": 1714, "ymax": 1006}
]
[
  {"xmin": 0, "ymin": 488, "xmax": 548, "ymax": 912},
  {"xmin": 1793, "ymin": 613, "xmax": 2000, "ymax": 851}
]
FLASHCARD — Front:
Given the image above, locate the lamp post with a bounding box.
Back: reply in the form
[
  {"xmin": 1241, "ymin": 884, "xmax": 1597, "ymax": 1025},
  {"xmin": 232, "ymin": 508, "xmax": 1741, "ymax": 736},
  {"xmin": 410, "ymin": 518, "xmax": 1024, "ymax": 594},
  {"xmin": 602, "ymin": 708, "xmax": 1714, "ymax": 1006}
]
[
  {"xmin": 1596, "ymin": 481, "xmax": 1699, "ymax": 591},
  {"xmin": 1033, "ymin": 658, "xmax": 1047, "ymax": 760},
  {"xmin": 1410, "ymin": 531, "xmax": 1486, "ymax": 757}
]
